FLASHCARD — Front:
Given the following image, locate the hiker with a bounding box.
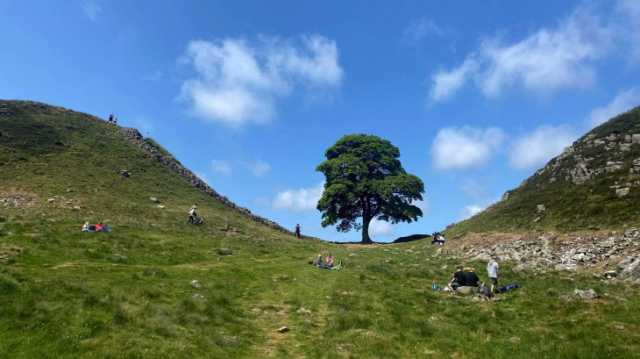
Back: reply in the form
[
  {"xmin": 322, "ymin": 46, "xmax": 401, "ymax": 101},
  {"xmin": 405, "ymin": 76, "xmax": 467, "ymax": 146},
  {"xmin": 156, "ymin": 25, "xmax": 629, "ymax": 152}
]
[
  {"xmin": 95, "ymin": 222, "xmax": 104, "ymax": 232},
  {"xmin": 188, "ymin": 204, "xmax": 202, "ymax": 224},
  {"xmin": 448, "ymin": 265, "xmax": 466, "ymax": 290},
  {"xmin": 432, "ymin": 232, "xmax": 446, "ymax": 246},
  {"xmin": 295, "ymin": 224, "xmax": 302, "ymax": 239},
  {"xmin": 487, "ymin": 257, "xmax": 499, "ymax": 293},
  {"xmin": 82, "ymin": 222, "xmax": 90, "ymax": 232},
  {"xmin": 108, "ymin": 114, "xmax": 114, "ymax": 123}
]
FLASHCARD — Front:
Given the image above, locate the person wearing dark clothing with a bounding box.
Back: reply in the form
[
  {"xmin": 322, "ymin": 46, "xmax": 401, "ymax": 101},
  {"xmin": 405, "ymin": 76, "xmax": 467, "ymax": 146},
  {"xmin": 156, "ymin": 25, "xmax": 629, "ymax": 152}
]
[
  {"xmin": 462, "ymin": 268, "xmax": 480, "ymax": 287},
  {"xmin": 295, "ymin": 224, "xmax": 301, "ymax": 239}
]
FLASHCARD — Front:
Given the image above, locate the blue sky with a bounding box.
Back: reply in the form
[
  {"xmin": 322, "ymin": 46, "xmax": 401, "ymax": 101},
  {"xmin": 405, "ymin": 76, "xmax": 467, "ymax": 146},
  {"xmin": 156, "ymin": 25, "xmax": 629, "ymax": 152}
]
[{"xmin": 2, "ymin": 0, "xmax": 640, "ymax": 241}]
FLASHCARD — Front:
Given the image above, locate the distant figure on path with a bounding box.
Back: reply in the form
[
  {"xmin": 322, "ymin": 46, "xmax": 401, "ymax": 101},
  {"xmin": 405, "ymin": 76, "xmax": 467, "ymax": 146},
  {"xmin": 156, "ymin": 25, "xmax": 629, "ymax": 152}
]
[
  {"xmin": 487, "ymin": 257, "xmax": 499, "ymax": 292},
  {"xmin": 108, "ymin": 114, "xmax": 114, "ymax": 123},
  {"xmin": 295, "ymin": 224, "xmax": 302, "ymax": 238}
]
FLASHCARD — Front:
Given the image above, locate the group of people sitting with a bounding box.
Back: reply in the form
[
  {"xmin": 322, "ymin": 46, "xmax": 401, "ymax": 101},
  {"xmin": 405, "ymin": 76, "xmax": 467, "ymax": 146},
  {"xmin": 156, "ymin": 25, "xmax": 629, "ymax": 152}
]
[
  {"xmin": 443, "ymin": 257, "xmax": 501, "ymax": 296},
  {"xmin": 81, "ymin": 221, "xmax": 111, "ymax": 233},
  {"xmin": 311, "ymin": 253, "xmax": 341, "ymax": 270}
]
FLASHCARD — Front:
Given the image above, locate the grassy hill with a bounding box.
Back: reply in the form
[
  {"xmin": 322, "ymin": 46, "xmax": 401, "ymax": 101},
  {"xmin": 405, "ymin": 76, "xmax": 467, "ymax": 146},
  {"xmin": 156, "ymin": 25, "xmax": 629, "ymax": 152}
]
[
  {"xmin": 446, "ymin": 107, "xmax": 640, "ymax": 238},
  {"xmin": 1, "ymin": 100, "xmax": 640, "ymax": 358}
]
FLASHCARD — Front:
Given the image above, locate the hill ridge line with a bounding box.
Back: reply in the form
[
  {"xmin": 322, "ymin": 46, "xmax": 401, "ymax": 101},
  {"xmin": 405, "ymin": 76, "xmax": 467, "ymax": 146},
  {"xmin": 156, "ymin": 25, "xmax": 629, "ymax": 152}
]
[{"xmin": 119, "ymin": 126, "xmax": 292, "ymax": 234}]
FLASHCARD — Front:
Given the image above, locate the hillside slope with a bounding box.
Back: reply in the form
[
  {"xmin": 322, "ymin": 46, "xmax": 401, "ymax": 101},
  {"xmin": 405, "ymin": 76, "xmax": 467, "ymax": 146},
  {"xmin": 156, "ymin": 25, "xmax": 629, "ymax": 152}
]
[
  {"xmin": 447, "ymin": 107, "xmax": 640, "ymax": 237},
  {"xmin": 1, "ymin": 100, "xmax": 640, "ymax": 358}
]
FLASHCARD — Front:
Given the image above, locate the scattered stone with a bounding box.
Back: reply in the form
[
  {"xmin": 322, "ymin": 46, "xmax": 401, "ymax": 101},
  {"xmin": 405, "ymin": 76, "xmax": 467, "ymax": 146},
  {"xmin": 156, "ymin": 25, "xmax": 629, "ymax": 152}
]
[
  {"xmin": 149, "ymin": 197, "xmax": 160, "ymax": 203},
  {"xmin": 632, "ymin": 134, "xmax": 640, "ymax": 144},
  {"xmin": 157, "ymin": 205, "xmax": 166, "ymax": 209},
  {"xmin": 574, "ymin": 288, "xmax": 599, "ymax": 300},
  {"xmin": 192, "ymin": 293, "xmax": 205, "ymax": 300},
  {"xmin": 296, "ymin": 307, "xmax": 312, "ymax": 316},
  {"xmin": 120, "ymin": 170, "xmax": 130, "ymax": 178},
  {"xmin": 615, "ymin": 187, "xmax": 630, "ymax": 198},
  {"xmin": 536, "ymin": 204, "xmax": 546, "ymax": 213},
  {"xmin": 613, "ymin": 324, "xmax": 625, "ymax": 331},
  {"xmin": 72, "ymin": 206, "xmax": 81, "ymax": 211},
  {"xmin": 190, "ymin": 280, "xmax": 202, "ymax": 289},
  {"xmin": 47, "ymin": 198, "xmax": 55, "ymax": 203},
  {"xmin": 603, "ymin": 270, "xmax": 617, "ymax": 279},
  {"xmin": 277, "ymin": 326, "xmax": 289, "ymax": 333}
]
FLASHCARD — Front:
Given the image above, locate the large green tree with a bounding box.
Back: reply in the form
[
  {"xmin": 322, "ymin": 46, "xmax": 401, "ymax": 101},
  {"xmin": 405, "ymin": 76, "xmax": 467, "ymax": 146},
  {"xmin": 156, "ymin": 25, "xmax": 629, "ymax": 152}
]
[{"xmin": 316, "ymin": 134, "xmax": 425, "ymax": 243}]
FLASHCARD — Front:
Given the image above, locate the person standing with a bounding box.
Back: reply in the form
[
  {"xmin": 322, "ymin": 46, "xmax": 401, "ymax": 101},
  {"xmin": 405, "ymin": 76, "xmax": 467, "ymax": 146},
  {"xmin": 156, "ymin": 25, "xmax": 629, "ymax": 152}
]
[
  {"xmin": 487, "ymin": 257, "xmax": 499, "ymax": 293},
  {"xmin": 295, "ymin": 224, "xmax": 302, "ymax": 239}
]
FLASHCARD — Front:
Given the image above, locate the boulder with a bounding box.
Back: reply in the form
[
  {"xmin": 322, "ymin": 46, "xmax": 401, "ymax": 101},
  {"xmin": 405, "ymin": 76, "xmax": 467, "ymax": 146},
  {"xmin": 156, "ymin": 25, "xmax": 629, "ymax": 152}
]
[
  {"xmin": 615, "ymin": 187, "xmax": 630, "ymax": 198},
  {"xmin": 190, "ymin": 279, "xmax": 202, "ymax": 289},
  {"xmin": 574, "ymin": 288, "xmax": 599, "ymax": 300},
  {"xmin": 149, "ymin": 197, "xmax": 160, "ymax": 203}
]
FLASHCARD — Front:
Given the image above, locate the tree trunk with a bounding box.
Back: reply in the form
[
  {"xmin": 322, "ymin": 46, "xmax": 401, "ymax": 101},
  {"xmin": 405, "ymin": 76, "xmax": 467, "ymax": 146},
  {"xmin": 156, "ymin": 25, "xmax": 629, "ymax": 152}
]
[{"xmin": 361, "ymin": 215, "xmax": 372, "ymax": 244}]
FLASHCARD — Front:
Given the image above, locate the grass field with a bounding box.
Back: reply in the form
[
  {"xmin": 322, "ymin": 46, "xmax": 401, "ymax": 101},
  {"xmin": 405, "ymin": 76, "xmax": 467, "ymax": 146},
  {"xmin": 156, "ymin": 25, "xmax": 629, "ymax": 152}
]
[{"xmin": 2, "ymin": 101, "xmax": 640, "ymax": 358}]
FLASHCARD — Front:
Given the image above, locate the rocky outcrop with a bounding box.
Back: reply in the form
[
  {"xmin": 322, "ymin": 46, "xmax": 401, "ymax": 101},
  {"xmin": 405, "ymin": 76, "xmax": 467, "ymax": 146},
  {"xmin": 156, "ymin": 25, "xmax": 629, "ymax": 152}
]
[
  {"xmin": 456, "ymin": 229, "xmax": 640, "ymax": 284},
  {"xmin": 120, "ymin": 127, "xmax": 292, "ymax": 235}
]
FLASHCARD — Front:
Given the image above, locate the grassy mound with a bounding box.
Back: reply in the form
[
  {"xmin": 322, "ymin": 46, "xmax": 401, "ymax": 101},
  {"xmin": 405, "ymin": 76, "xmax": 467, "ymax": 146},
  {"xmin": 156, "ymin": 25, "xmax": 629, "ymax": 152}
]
[{"xmin": 1, "ymin": 100, "xmax": 639, "ymax": 358}]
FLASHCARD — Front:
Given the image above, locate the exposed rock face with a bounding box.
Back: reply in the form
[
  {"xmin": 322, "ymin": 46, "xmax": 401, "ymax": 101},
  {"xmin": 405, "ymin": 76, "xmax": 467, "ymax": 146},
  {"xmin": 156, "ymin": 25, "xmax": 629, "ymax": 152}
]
[
  {"xmin": 120, "ymin": 127, "xmax": 292, "ymax": 235},
  {"xmin": 457, "ymin": 229, "xmax": 640, "ymax": 284}
]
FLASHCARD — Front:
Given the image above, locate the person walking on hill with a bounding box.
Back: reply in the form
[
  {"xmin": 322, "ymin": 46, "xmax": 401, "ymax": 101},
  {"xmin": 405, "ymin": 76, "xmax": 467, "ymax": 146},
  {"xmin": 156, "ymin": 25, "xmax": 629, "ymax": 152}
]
[
  {"xmin": 295, "ymin": 224, "xmax": 302, "ymax": 239},
  {"xmin": 487, "ymin": 257, "xmax": 499, "ymax": 293}
]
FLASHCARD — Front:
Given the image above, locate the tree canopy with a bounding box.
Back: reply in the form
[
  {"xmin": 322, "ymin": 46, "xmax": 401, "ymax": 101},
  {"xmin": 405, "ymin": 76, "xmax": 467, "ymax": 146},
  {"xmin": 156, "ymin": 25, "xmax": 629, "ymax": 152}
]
[{"xmin": 316, "ymin": 134, "xmax": 425, "ymax": 243}]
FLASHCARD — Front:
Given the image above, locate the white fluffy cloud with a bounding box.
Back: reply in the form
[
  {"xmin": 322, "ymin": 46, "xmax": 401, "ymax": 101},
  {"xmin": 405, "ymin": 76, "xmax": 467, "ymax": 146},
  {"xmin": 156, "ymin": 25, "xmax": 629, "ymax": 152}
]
[
  {"xmin": 588, "ymin": 88, "xmax": 640, "ymax": 127},
  {"xmin": 509, "ymin": 126, "xmax": 576, "ymax": 169},
  {"xmin": 429, "ymin": 4, "xmax": 614, "ymax": 102},
  {"xmin": 273, "ymin": 182, "xmax": 323, "ymax": 212},
  {"xmin": 460, "ymin": 204, "xmax": 484, "ymax": 220},
  {"xmin": 180, "ymin": 35, "xmax": 342, "ymax": 127},
  {"xmin": 431, "ymin": 127, "xmax": 505, "ymax": 170},
  {"xmin": 243, "ymin": 160, "xmax": 271, "ymax": 177},
  {"xmin": 369, "ymin": 219, "xmax": 394, "ymax": 237},
  {"xmin": 429, "ymin": 58, "xmax": 478, "ymax": 102},
  {"xmin": 211, "ymin": 160, "xmax": 232, "ymax": 176}
]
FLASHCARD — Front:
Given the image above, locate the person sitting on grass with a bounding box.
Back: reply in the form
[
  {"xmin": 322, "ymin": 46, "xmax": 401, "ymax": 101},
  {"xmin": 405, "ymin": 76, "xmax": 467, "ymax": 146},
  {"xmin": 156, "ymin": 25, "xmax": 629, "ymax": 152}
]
[
  {"xmin": 95, "ymin": 222, "xmax": 104, "ymax": 232},
  {"xmin": 448, "ymin": 265, "xmax": 466, "ymax": 290},
  {"xmin": 81, "ymin": 222, "xmax": 90, "ymax": 232},
  {"xmin": 324, "ymin": 254, "xmax": 335, "ymax": 269},
  {"xmin": 455, "ymin": 267, "xmax": 480, "ymax": 295},
  {"xmin": 312, "ymin": 254, "xmax": 324, "ymax": 267}
]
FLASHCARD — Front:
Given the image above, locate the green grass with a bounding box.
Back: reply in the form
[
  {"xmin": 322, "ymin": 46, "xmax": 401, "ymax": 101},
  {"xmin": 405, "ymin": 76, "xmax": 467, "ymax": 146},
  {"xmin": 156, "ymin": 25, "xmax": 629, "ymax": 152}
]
[{"xmin": 1, "ymin": 100, "xmax": 640, "ymax": 358}]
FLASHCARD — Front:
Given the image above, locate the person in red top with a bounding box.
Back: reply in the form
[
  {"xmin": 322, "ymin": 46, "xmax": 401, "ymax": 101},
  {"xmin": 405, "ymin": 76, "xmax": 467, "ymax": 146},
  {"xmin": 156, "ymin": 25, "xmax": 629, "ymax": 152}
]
[{"xmin": 95, "ymin": 222, "xmax": 104, "ymax": 232}]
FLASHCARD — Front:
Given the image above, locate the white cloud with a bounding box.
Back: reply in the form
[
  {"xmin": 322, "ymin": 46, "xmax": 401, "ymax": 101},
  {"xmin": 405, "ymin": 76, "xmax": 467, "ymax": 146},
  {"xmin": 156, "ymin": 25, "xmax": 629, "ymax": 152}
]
[
  {"xmin": 404, "ymin": 18, "xmax": 444, "ymax": 42},
  {"xmin": 431, "ymin": 127, "xmax": 505, "ymax": 170},
  {"xmin": 369, "ymin": 219, "xmax": 393, "ymax": 237},
  {"xmin": 509, "ymin": 126, "xmax": 576, "ymax": 169},
  {"xmin": 429, "ymin": 4, "xmax": 613, "ymax": 102},
  {"xmin": 460, "ymin": 204, "xmax": 484, "ymax": 220},
  {"xmin": 211, "ymin": 160, "xmax": 232, "ymax": 176},
  {"xmin": 588, "ymin": 88, "xmax": 640, "ymax": 127},
  {"xmin": 273, "ymin": 182, "xmax": 323, "ymax": 212},
  {"xmin": 429, "ymin": 57, "xmax": 478, "ymax": 102},
  {"xmin": 180, "ymin": 35, "xmax": 342, "ymax": 127},
  {"xmin": 82, "ymin": 0, "xmax": 102, "ymax": 21},
  {"xmin": 243, "ymin": 160, "xmax": 271, "ymax": 177}
]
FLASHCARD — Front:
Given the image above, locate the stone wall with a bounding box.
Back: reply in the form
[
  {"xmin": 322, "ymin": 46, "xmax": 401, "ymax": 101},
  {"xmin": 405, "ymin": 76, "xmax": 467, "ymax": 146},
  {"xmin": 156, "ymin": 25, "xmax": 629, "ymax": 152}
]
[{"xmin": 120, "ymin": 127, "xmax": 293, "ymax": 235}]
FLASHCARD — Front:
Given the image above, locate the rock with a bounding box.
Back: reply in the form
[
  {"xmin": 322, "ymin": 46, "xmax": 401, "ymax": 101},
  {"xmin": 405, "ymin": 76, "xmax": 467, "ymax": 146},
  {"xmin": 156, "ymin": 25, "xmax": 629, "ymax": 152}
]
[
  {"xmin": 574, "ymin": 288, "xmax": 599, "ymax": 300},
  {"xmin": 47, "ymin": 198, "xmax": 55, "ymax": 203},
  {"xmin": 217, "ymin": 248, "xmax": 233, "ymax": 256},
  {"xmin": 72, "ymin": 205, "xmax": 81, "ymax": 211},
  {"xmin": 149, "ymin": 197, "xmax": 160, "ymax": 203},
  {"xmin": 632, "ymin": 134, "xmax": 640, "ymax": 144},
  {"xmin": 615, "ymin": 187, "xmax": 630, "ymax": 198},
  {"xmin": 536, "ymin": 204, "xmax": 546, "ymax": 213},
  {"xmin": 603, "ymin": 270, "xmax": 617, "ymax": 279},
  {"xmin": 277, "ymin": 326, "xmax": 289, "ymax": 333},
  {"xmin": 617, "ymin": 256, "xmax": 640, "ymax": 282},
  {"xmin": 605, "ymin": 161, "xmax": 624, "ymax": 173},
  {"xmin": 296, "ymin": 307, "xmax": 312, "ymax": 316},
  {"xmin": 192, "ymin": 293, "xmax": 205, "ymax": 300},
  {"xmin": 157, "ymin": 205, "xmax": 166, "ymax": 209},
  {"xmin": 190, "ymin": 280, "xmax": 202, "ymax": 289}
]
